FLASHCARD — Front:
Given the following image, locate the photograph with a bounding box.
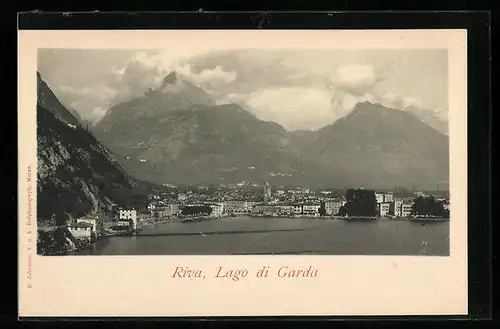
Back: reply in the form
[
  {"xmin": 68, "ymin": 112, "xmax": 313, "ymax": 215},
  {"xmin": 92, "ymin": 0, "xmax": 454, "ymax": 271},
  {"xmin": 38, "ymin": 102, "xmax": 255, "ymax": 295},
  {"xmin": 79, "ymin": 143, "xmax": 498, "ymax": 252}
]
[
  {"xmin": 36, "ymin": 47, "xmax": 451, "ymax": 256},
  {"xmin": 19, "ymin": 28, "xmax": 469, "ymax": 318}
]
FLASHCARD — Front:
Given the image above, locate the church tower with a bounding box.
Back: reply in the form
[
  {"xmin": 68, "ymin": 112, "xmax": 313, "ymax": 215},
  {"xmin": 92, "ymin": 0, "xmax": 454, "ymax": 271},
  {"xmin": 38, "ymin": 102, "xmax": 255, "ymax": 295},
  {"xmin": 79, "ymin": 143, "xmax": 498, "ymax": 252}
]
[{"xmin": 263, "ymin": 181, "xmax": 272, "ymax": 203}]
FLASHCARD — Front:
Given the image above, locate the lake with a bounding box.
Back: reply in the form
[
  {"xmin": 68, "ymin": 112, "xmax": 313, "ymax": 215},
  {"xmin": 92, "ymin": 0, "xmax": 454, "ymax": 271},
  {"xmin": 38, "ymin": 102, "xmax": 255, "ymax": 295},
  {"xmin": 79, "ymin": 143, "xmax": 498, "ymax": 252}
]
[{"xmin": 87, "ymin": 216, "xmax": 449, "ymax": 256}]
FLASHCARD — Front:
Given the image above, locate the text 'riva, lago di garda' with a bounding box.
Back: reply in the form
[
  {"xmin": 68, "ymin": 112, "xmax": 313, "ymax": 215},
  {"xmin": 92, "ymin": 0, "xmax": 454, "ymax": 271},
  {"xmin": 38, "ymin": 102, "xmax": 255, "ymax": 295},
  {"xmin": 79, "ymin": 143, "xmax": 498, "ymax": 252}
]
[{"xmin": 172, "ymin": 265, "xmax": 319, "ymax": 281}]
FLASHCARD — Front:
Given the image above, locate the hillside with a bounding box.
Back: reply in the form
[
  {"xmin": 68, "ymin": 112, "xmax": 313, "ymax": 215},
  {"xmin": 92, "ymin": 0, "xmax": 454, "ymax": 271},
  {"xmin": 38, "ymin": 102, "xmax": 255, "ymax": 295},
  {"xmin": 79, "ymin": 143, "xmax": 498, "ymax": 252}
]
[
  {"xmin": 94, "ymin": 102, "xmax": 334, "ymax": 187},
  {"xmin": 298, "ymin": 102, "xmax": 449, "ymax": 189},
  {"xmin": 37, "ymin": 73, "xmax": 149, "ymax": 226}
]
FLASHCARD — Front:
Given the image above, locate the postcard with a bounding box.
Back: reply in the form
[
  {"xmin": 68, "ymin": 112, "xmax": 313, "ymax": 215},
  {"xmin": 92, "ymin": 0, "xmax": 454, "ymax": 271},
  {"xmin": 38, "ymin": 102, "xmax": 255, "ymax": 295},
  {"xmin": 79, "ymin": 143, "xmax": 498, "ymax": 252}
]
[{"xmin": 18, "ymin": 29, "xmax": 467, "ymax": 317}]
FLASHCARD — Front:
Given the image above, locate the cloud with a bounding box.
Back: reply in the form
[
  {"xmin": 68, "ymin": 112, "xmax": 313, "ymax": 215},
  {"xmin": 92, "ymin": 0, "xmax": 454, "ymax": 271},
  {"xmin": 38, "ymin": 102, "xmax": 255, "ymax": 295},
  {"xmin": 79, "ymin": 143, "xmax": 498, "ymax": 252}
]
[
  {"xmin": 402, "ymin": 96, "xmax": 424, "ymax": 109},
  {"xmin": 55, "ymin": 84, "xmax": 119, "ymax": 122},
  {"xmin": 58, "ymin": 84, "xmax": 118, "ymax": 102},
  {"xmin": 378, "ymin": 92, "xmax": 402, "ymax": 109},
  {"xmin": 110, "ymin": 51, "xmax": 237, "ymax": 100},
  {"xmin": 433, "ymin": 108, "xmax": 448, "ymax": 121},
  {"xmin": 329, "ymin": 64, "xmax": 378, "ymax": 96},
  {"xmin": 91, "ymin": 107, "xmax": 107, "ymax": 123},
  {"xmin": 245, "ymin": 87, "xmax": 359, "ymax": 131},
  {"xmin": 176, "ymin": 64, "xmax": 237, "ymax": 89},
  {"xmin": 215, "ymin": 92, "xmax": 249, "ymax": 106}
]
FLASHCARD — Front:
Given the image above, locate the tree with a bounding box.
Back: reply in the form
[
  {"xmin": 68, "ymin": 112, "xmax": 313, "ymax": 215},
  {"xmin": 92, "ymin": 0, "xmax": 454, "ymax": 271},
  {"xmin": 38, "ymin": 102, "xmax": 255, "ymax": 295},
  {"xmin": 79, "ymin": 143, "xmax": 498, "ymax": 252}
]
[
  {"xmin": 337, "ymin": 205, "xmax": 348, "ymax": 217},
  {"xmin": 412, "ymin": 196, "xmax": 447, "ymax": 217},
  {"xmin": 319, "ymin": 204, "xmax": 327, "ymax": 217},
  {"xmin": 181, "ymin": 205, "xmax": 213, "ymax": 216},
  {"xmin": 344, "ymin": 188, "xmax": 377, "ymax": 216}
]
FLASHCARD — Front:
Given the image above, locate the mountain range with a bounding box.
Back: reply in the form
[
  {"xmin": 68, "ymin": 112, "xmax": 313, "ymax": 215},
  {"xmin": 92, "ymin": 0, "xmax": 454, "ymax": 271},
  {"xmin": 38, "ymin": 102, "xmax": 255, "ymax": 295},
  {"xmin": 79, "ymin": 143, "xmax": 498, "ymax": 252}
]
[{"xmin": 90, "ymin": 71, "xmax": 449, "ymax": 190}]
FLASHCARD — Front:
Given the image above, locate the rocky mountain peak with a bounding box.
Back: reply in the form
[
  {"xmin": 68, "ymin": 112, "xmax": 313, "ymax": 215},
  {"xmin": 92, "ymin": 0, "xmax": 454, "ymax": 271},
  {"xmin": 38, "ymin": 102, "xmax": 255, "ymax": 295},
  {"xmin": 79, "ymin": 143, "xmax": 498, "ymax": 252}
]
[{"xmin": 162, "ymin": 71, "xmax": 179, "ymax": 86}]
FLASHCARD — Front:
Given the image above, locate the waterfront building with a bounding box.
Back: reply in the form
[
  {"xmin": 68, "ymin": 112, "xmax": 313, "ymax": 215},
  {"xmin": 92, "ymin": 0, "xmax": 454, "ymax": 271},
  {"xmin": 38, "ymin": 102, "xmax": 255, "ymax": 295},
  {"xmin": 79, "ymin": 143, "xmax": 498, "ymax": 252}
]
[
  {"xmin": 376, "ymin": 192, "xmax": 394, "ymax": 203},
  {"xmin": 391, "ymin": 200, "xmax": 404, "ymax": 217},
  {"xmin": 324, "ymin": 199, "xmax": 347, "ymax": 216},
  {"xmin": 208, "ymin": 202, "xmax": 224, "ymax": 218},
  {"xmin": 119, "ymin": 209, "xmax": 138, "ymax": 231},
  {"xmin": 224, "ymin": 200, "xmax": 246, "ymax": 214},
  {"xmin": 117, "ymin": 218, "xmax": 135, "ymax": 230},
  {"xmin": 293, "ymin": 204, "xmax": 303, "ymax": 215},
  {"xmin": 252, "ymin": 203, "xmax": 278, "ymax": 216},
  {"xmin": 377, "ymin": 202, "xmax": 391, "ymax": 217},
  {"xmin": 276, "ymin": 203, "xmax": 294, "ymax": 216},
  {"xmin": 401, "ymin": 201, "xmax": 414, "ymax": 217},
  {"xmin": 302, "ymin": 203, "xmax": 320, "ymax": 217},
  {"xmin": 68, "ymin": 221, "xmax": 93, "ymax": 241},
  {"xmin": 76, "ymin": 218, "xmax": 100, "ymax": 237}
]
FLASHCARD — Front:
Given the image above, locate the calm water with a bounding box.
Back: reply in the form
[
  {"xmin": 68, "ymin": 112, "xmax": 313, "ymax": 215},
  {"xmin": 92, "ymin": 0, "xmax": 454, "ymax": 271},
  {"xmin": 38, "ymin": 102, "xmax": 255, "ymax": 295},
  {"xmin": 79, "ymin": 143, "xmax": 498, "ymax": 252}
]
[{"xmin": 88, "ymin": 216, "xmax": 449, "ymax": 256}]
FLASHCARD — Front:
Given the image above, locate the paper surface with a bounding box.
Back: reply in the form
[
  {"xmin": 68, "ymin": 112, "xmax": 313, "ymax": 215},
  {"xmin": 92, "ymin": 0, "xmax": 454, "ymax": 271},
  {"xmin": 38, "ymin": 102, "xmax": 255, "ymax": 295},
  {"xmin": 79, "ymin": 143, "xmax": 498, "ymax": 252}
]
[{"xmin": 18, "ymin": 29, "xmax": 467, "ymax": 317}]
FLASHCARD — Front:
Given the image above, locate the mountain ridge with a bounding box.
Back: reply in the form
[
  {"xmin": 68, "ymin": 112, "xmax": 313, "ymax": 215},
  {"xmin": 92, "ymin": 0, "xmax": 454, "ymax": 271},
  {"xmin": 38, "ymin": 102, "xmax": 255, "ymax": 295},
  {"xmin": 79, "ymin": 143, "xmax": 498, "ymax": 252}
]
[{"xmin": 91, "ymin": 74, "xmax": 449, "ymax": 190}]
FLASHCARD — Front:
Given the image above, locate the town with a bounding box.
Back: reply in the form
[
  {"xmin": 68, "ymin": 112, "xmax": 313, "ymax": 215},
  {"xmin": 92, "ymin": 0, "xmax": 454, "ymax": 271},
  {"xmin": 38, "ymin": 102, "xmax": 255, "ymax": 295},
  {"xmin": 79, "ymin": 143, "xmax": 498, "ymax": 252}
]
[{"xmin": 63, "ymin": 181, "xmax": 451, "ymax": 245}]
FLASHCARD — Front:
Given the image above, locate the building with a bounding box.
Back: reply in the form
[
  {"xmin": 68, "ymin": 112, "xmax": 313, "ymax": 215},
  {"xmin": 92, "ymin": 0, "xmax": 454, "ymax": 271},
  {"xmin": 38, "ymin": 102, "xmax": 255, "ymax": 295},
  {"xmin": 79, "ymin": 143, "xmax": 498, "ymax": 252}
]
[
  {"xmin": 153, "ymin": 206, "xmax": 168, "ymax": 219},
  {"xmin": 263, "ymin": 182, "xmax": 272, "ymax": 203},
  {"xmin": 177, "ymin": 193, "xmax": 187, "ymax": 201},
  {"xmin": 293, "ymin": 204, "xmax": 303, "ymax": 215},
  {"xmin": 401, "ymin": 201, "xmax": 414, "ymax": 217},
  {"xmin": 391, "ymin": 200, "xmax": 404, "ymax": 217},
  {"xmin": 68, "ymin": 222, "xmax": 94, "ymax": 241},
  {"xmin": 376, "ymin": 192, "xmax": 394, "ymax": 203},
  {"xmin": 167, "ymin": 203, "xmax": 180, "ymax": 216},
  {"xmin": 224, "ymin": 200, "xmax": 246, "ymax": 214},
  {"xmin": 377, "ymin": 202, "xmax": 391, "ymax": 217},
  {"xmin": 119, "ymin": 209, "xmax": 138, "ymax": 231},
  {"xmin": 276, "ymin": 204, "xmax": 294, "ymax": 215},
  {"xmin": 302, "ymin": 203, "xmax": 320, "ymax": 217},
  {"xmin": 76, "ymin": 218, "xmax": 101, "ymax": 237},
  {"xmin": 208, "ymin": 202, "xmax": 224, "ymax": 218},
  {"xmin": 252, "ymin": 203, "xmax": 278, "ymax": 216},
  {"xmin": 323, "ymin": 199, "xmax": 347, "ymax": 216},
  {"xmin": 117, "ymin": 218, "xmax": 135, "ymax": 230}
]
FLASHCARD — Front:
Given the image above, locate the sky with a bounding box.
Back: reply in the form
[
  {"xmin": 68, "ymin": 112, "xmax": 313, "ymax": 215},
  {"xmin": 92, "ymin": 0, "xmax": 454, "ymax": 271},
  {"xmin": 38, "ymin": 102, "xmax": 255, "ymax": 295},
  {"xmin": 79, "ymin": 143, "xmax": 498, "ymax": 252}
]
[{"xmin": 38, "ymin": 48, "xmax": 448, "ymax": 131}]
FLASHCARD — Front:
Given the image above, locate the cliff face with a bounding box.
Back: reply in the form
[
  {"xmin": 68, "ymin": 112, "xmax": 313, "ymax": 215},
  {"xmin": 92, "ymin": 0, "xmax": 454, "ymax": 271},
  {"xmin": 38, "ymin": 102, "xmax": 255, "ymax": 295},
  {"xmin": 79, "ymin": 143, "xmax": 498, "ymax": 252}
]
[
  {"xmin": 37, "ymin": 73, "xmax": 143, "ymax": 226},
  {"xmin": 37, "ymin": 104, "xmax": 137, "ymax": 225}
]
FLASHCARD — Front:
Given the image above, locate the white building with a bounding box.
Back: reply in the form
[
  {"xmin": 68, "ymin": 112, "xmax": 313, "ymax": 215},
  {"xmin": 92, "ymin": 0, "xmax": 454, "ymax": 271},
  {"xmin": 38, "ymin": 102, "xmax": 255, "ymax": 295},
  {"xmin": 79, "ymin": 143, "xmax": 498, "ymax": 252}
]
[
  {"xmin": 209, "ymin": 203, "xmax": 224, "ymax": 218},
  {"xmin": 401, "ymin": 202, "xmax": 413, "ymax": 217},
  {"xmin": 76, "ymin": 218, "xmax": 100, "ymax": 237},
  {"xmin": 392, "ymin": 200, "xmax": 403, "ymax": 217},
  {"xmin": 178, "ymin": 193, "xmax": 187, "ymax": 201},
  {"xmin": 376, "ymin": 192, "xmax": 394, "ymax": 203},
  {"xmin": 377, "ymin": 202, "xmax": 391, "ymax": 217},
  {"xmin": 119, "ymin": 209, "xmax": 138, "ymax": 231},
  {"xmin": 68, "ymin": 222, "xmax": 93, "ymax": 241},
  {"xmin": 302, "ymin": 203, "xmax": 320, "ymax": 217},
  {"xmin": 324, "ymin": 199, "xmax": 347, "ymax": 215}
]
